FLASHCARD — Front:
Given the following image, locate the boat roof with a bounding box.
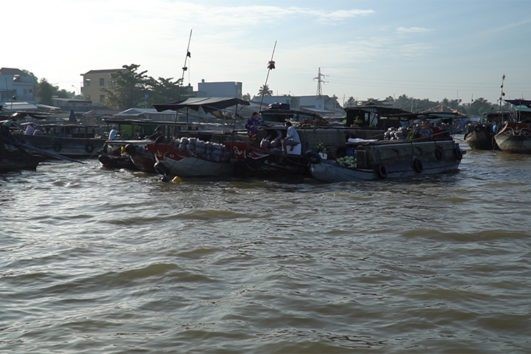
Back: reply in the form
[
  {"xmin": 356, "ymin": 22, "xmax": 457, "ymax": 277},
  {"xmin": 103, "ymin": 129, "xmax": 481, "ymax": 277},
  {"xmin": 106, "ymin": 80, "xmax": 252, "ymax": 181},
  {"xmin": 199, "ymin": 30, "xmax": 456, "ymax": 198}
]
[
  {"xmin": 260, "ymin": 108, "xmax": 322, "ymax": 118},
  {"xmin": 344, "ymin": 105, "xmax": 411, "ymax": 116},
  {"xmin": 505, "ymin": 99, "xmax": 531, "ymax": 108},
  {"xmin": 153, "ymin": 97, "xmax": 250, "ymax": 112},
  {"xmin": 102, "ymin": 118, "xmax": 227, "ymax": 127}
]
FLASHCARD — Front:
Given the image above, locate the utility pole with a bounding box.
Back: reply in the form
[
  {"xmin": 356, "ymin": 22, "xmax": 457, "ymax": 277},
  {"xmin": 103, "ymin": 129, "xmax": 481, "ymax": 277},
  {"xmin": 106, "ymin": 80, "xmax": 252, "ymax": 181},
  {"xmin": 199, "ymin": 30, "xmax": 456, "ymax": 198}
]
[{"xmin": 314, "ymin": 67, "xmax": 327, "ymax": 96}]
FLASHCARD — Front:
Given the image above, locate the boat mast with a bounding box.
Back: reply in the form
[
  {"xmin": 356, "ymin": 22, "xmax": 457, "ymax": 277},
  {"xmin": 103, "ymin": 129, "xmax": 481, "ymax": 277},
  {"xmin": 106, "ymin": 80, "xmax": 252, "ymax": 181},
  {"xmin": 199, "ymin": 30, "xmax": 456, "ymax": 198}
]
[
  {"xmin": 499, "ymin": 74, "xmax": 506, "ymax": 124},
  {"xmin": 180, "ymin": 29, "xmax": 193, "ymax": 86},
  {"xmin": 259, "ymin": 41, "xmax": 277, "ymax": 111}
]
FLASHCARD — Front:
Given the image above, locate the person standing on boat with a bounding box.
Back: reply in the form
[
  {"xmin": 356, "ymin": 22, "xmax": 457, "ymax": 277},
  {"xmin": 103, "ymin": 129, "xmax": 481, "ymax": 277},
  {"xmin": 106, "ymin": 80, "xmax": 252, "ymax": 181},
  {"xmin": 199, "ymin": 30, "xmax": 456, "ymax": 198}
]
[
  {"xmin": 282, "ymin": 120, "xmax": 301, "ymax": 155},
  {"xmin": 245, "ymin": 112, "xmax": 262, "ymax": 140}
]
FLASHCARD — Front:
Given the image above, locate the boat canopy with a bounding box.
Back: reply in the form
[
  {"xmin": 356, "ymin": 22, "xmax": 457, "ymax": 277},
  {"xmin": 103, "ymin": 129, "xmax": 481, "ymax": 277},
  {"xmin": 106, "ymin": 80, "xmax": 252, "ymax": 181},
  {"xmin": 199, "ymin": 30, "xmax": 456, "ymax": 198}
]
[
  {"xmin": 505, "ymin": 99, "xmax": 531, "ymax": 108},
  {"xmin": 153, "ymin": 97, "xmax": 250, "ymax": 113}
]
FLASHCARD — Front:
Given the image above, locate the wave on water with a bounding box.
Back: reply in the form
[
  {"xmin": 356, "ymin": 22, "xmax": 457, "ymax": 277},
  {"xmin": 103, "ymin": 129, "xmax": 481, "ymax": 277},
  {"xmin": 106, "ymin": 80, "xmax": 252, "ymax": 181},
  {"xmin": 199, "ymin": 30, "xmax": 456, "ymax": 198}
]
[{"xmin": 401, "ymin": 228, "xmax": 530, "ymax": 241}]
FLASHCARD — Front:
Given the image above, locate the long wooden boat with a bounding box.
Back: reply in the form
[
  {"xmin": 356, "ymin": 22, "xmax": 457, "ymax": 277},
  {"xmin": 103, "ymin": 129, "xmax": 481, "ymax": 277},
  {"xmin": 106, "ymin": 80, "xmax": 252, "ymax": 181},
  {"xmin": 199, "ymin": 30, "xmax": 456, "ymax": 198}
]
[
  {"xmin": 148, "ymin": 138, "xmax": 234, "ymax": 178},
  {"xmin": 310, "ymin": 139, "xmax": 463, "ymax": 182},
  {"xmin": 18, "ymin": 124, "xmax": 105, "ymax": 158}
]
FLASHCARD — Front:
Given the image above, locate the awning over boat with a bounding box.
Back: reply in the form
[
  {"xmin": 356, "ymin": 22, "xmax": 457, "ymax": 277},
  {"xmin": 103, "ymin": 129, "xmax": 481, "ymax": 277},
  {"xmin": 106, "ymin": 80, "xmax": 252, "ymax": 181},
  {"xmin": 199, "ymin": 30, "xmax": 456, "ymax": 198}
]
[
  {"xmin": 505, "ymin": 99, "xmax": 531, "ymax": 109},
  {"xmin": 153, "ymin": 97, "xmax": 250, "ymax": 113}
]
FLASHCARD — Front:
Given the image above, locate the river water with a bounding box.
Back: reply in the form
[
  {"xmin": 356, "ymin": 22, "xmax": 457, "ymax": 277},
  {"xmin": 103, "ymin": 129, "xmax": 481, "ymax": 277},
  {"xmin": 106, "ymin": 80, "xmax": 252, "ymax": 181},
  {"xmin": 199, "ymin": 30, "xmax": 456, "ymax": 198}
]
[{"xmin": 1, "ymin": 142, "xmax": 530, "ymax": 353}]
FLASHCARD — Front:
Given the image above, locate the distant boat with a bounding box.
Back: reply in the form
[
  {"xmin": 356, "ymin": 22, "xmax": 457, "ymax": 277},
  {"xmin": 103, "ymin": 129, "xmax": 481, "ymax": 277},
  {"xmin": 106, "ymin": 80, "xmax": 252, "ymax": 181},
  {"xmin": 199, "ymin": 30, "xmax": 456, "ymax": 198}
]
[{"xmin": 494, "ymin": 99, "xmax": 531, "ymax": 154}]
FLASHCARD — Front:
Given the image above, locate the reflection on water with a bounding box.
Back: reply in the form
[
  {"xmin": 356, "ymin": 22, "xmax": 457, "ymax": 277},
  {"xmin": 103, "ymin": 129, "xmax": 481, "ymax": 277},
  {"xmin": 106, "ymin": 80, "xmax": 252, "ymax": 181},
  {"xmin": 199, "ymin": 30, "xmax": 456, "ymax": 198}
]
[{"xmin": 1, "ymin": 147, "xmax": 530, "ymax": 353}]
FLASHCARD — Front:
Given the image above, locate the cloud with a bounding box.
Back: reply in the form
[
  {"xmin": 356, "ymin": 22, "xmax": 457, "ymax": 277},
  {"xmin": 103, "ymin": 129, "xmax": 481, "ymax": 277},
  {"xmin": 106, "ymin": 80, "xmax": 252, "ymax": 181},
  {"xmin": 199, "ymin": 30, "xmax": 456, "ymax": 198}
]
[
  {"xmin": 398, "ymin": 43, "xmax": 432, "ymax": 57},
  {"xmin": 396, "ymin": 26, "xmax": 431, "ymax": 34}
]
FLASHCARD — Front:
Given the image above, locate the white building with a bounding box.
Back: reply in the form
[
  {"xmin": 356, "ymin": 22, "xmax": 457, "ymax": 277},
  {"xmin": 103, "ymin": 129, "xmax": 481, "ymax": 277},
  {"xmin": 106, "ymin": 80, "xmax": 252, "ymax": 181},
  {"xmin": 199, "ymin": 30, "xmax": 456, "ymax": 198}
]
[
  {"xmin": 0, "ymin": 67, "xmax": 37, "ymax": 104},
  {"xmin": 197, "ymin": 80, "xmax": 242, "ymax": 98}
]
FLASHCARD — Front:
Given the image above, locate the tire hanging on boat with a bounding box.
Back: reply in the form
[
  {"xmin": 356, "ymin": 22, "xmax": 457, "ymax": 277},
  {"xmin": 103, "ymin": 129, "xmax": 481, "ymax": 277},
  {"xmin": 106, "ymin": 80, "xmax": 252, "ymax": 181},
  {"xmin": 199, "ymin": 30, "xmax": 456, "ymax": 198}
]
[
  {"xmin": 375, "ymin": 164, "xmax": 388, "ymax": 179},
  {"xmin": 85, "ymin": 143, "xmax": 94, "ymax": 153},
  {"xmin": 412, "ymin": 158, "xmax": 423, "ymax": 173}
]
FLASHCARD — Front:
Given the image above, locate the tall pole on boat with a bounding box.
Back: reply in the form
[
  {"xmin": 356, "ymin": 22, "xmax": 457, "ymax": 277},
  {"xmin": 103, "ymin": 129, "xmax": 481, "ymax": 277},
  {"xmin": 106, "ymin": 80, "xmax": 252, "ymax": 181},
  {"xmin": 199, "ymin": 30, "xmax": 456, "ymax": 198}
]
[
  {"xmin": 259, "ymin": 41, "xmax": 277, "ymax": 111},
  {"xmin": 499, "ymin": 74, "xmax": 506, "ymax": 124},
  {"xmin": 180, "ymin": 29, "xmax": 193, "ymax": 87}
]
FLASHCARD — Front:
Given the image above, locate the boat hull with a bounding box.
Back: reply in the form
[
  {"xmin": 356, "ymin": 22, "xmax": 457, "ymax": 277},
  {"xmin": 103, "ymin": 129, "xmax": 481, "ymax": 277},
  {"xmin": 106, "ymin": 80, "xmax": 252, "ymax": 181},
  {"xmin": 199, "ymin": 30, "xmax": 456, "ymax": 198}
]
[
  {"xmin": 124, "ymin": 144, "xmax": 156, "ymax": 173},
  {"xmin": 20, "ymin": 135, "xmax": 105, "ymax": 158},
  {"xmin": 0, "ymin": 148, "xmax": 41, "ymax": 172},
  {"xmin": 464, "ymin": 130, "xmax": 497, "ymax": 150},
  {"xmin": 494, "ymin": 133, "xmax": 531, "ymax": 154},
  {"xmin": 155, "ymin": 156, "xmax": 233, "ymax": 177},
  {"xmin": 311, "ymin": 160, "xmax": 460, "ymax": 182},
  {"xmin": 310, "ymin": 140, "xmax": 462, "ymax": 182}
]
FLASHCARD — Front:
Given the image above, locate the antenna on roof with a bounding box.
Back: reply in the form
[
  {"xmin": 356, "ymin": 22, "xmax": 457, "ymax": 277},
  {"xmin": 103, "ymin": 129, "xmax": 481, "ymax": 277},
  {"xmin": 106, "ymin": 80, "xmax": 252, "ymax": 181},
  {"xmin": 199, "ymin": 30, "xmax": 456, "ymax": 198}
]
[
  {"xmin": 314, "ymin": 67, "xmax": 328, "ymax": 96},
  {"xmin": 180, "ymin": 29, "xmax": 193, "ymax": 86},
  {"xmin": 259, "ymin": 40, "xmax": 277, "ymax": 111}
]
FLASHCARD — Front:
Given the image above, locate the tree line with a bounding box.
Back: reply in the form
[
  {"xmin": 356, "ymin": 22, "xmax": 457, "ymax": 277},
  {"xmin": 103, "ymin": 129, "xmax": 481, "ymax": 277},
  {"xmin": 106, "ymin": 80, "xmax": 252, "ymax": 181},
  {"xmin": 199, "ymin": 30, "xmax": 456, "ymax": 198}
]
[{"xmin": 344, "ymin": 94, "xmax": 509, "ymax": 117}]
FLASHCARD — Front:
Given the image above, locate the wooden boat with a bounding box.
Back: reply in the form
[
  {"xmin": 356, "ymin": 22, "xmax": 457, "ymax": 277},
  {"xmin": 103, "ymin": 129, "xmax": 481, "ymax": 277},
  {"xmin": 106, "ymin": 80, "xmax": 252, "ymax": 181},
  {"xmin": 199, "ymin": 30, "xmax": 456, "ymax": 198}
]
[
  {"xmin": 492, "ymin": 99, "xmax": 531, "ymax": 154},
  {"xmin": 464, "ymin": 124, "xmax": 498, "ymax": 150},
  {"xmin": 18, "ymin": 123, "xmax": 105, "ymax": 158},
  {"xmin": 310, "ymin": 139, "xmax": 463, "ymax": 182},
  {"xmin": 148, "ymin": 138, "xmax": 234, "ymax": 178},
  {"xmin": 494, "ymin": 121, "xmax": 531, "ymax": 154}
]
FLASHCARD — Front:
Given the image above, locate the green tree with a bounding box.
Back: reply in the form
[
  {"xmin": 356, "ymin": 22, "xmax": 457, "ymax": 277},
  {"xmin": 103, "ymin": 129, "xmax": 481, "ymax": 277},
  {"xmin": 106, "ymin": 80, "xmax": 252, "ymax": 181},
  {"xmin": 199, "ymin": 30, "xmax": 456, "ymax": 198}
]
[
  {"xmin": 104, "ymin": 64, "xmax": 150, "ymax": 109},
  {"xmin": 37, "ymin": 78, "xmax": 55, "ymax": 105},
  {"xmin": 465, "ymin": 97, "xmax": 497, "ymax": 116},
  {"xmin": 148, "ymin": 77, "xmax": 191, "ymax": 105}
]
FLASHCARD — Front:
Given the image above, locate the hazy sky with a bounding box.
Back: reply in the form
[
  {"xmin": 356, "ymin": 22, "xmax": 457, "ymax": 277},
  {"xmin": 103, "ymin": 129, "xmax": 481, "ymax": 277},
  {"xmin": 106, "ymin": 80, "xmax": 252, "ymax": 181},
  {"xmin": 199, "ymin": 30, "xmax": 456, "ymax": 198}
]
[{"xmin": 3, "ymin": 0, "xmax": 531, "ymax": 104}]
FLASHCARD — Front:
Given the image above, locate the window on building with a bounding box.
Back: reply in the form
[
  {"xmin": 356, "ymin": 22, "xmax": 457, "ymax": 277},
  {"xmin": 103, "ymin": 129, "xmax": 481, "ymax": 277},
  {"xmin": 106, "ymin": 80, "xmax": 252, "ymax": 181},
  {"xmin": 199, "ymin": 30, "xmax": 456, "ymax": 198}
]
[
  {"xmin": 99, "ymin": 78, "xmax": 105, "ymax": 86},
  {"xmin": 85, "ymin": 79, "xmax": 90, "ymax": 86},
  {"xmin": 100, "ymin": 95, "xmax": 105, "ymax": 103}
]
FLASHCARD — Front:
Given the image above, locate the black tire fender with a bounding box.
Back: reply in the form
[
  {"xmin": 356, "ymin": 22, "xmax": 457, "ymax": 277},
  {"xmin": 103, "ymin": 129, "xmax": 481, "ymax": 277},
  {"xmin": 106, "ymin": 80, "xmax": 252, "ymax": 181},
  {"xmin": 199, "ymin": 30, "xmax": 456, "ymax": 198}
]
[
  {"xmin": 85, "ymin": 143, "xmax": 94, "ymax": 153},
  {"xmin": 412, "ymin": 158, "xmax": 423, "ymax": 173},
  {"xmin": 375, "ymin": 164, "xmax": 388, "ymax": 179}
]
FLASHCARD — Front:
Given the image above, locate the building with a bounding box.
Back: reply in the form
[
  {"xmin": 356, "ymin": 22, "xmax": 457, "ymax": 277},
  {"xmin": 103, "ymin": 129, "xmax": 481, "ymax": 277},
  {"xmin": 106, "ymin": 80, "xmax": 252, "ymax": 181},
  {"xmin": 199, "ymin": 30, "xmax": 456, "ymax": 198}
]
[
  {"xmin": 0, "ymin": 67, "xmax": 37, "ymax": 104},
  {"xmin": 80, "ymin": 69, "xmax": 122, "ymax": 106},
  {"xmin": 197, "ymin": 80, "xmax": 242, "ymax": 98},
  {"xmin": 251, "ymin": 94, "xmax": 345, "ymax": 118}
]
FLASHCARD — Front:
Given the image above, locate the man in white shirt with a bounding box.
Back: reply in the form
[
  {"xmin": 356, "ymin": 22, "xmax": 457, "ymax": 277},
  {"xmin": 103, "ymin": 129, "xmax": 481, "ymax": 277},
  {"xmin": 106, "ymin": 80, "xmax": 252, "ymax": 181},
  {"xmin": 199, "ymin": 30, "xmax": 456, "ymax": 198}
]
[{"xmin": 283, "ymin": 121, "xmax": 301, "ymax": 155}]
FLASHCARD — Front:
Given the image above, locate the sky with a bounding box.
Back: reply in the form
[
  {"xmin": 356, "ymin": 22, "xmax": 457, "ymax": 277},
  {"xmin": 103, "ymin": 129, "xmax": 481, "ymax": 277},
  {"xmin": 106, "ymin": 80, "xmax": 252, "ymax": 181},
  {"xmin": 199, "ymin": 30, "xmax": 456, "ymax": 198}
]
[{"xmin": 3, "ymin": 0, "xmax": 531, "ymax": 104}]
